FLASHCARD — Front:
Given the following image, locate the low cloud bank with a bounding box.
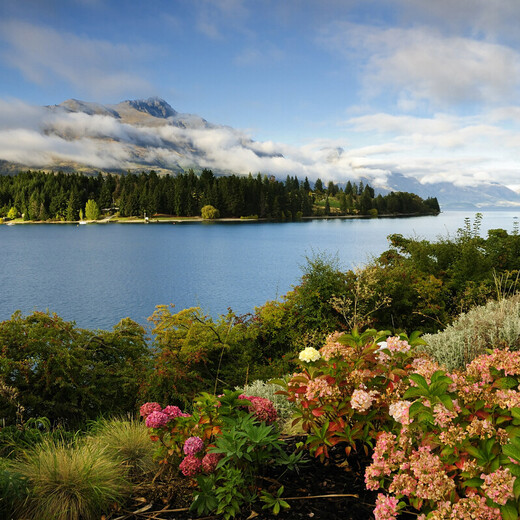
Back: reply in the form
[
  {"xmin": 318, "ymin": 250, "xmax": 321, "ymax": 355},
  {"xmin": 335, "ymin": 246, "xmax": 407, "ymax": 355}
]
[{"xmin": 1, "ymin": 99, "xmax": 520, "ymax": 192}]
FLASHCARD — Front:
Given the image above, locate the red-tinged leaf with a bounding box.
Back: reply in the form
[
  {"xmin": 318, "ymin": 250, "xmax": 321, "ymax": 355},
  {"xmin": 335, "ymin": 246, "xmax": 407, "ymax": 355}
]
[
  {"xmin": 455, "ymin": 457, "xmax": 467, "ymax": 470},
  {"xmin": 294, "ymin": 387, "xmax": 307, "ymax": 394},
  {"xmin": 476, "ymin": 410, "xmax": 490, "ymax": 419},
  {"xmin": 315, "ymin": 446, "xmax": 324, "ymax": 457},
  {"xmin": 311, "ymin": 408, "xmax": 325, "ymax": 417},
  {"xmin": 344, "ymin": 445, "xmax": 352, "ymax": 456}
]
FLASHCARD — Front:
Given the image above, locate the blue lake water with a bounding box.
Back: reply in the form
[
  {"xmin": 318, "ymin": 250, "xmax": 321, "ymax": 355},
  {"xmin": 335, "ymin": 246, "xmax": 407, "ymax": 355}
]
[{"xmin": 1, "ymin": 211, "xmax": 519, "ymax": 330}]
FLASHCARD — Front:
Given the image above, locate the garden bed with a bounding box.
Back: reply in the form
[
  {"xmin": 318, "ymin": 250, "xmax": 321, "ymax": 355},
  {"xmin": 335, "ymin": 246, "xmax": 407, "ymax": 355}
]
[{"xmin": 113, "ymin": 438, "xmax": 412, "ymax": 520}]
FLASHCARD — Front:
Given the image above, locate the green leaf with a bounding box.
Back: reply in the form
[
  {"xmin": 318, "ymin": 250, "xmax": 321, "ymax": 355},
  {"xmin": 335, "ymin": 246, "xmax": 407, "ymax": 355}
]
[
  {"xmin": 403, "ymin": 387, "xmax": 426, "ymax": 399},
  {"xmin": 438, "ymin": 393, "xmax": 454, "ymax": 411},
  {"xmin": 462, "ymin": 477, "xmax": 484, "ymax": 488},
  {"xmin": 503, "ymin": 442, "xmax": 520, "ymax": 464},
  {"xmin": 496, "ymin": 377, "xmax": 519, "ymax": 390},
  {"xmin": 501, "ymin": 501, "xmax": 518, "ymax": 520},
  {"xmin": 408, "ymin": 373, "xmax": 429, "ymax": 391}
]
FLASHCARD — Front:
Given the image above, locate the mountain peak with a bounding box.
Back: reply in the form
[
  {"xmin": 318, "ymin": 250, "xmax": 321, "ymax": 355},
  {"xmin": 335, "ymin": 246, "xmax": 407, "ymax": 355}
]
[{"xmin": 122, "ymin": 97, "xmax": 177, "ymax": 119}]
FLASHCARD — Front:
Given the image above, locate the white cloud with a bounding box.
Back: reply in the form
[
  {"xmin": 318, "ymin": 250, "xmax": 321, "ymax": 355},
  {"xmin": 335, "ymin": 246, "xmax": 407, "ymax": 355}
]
[
  {"xmin": 320, "ymin": 22, "xmax": 520, "ymax": 109},
  {"xmin": 0, "ymin": 20, "xmax": 155, "ymax": 99},
  {"xmin": 2, "ymin": 99, "xmax": 520, "ymax": 193}
]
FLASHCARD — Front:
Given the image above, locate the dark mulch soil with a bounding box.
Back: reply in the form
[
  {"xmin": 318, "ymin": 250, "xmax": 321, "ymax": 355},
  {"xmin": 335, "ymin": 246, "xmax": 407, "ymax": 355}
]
[{"xmin": 110, "ymin": 437, "xmax": 414, "ymax": 520}]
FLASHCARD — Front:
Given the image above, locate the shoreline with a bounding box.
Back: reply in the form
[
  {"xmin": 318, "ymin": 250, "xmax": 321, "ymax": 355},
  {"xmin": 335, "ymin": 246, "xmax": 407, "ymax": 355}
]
[{"xmin": 1, "ymin": 212, "xmax": 440, "ymax": 225}]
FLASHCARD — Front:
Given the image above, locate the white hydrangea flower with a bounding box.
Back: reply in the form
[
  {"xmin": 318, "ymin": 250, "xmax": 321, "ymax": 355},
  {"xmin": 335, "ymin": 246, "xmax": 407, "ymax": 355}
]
[{"xmin": 299, "ymin": 347, "xmax": 321, "ymax": 363}]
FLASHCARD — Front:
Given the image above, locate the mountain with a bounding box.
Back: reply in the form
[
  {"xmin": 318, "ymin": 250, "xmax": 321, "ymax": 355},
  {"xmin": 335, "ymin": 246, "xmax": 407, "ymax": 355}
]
[
  {"xmin": 1, "ymin": 97, "xmax": 519, "ymax": 209},
  {"xmin": 378, "ymin": 173, "xmax": 520, "ymax": 210}
]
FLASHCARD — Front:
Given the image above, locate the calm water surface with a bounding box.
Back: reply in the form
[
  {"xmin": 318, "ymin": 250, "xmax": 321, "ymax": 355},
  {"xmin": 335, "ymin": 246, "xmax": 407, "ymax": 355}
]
[{"xmin": 1, "ymin": 211, "xmax": 519, "ymax": 330}]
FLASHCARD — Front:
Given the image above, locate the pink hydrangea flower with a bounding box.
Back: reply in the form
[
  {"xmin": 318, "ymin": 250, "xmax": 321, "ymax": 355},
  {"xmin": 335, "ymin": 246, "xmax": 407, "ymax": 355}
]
[
  {"xmin": 179, "ymin": 455, "xmax": 202, "ymax": 477},
  {"xmin": 388, "ymin": 400, "xmax": 412, "ymax": 425},
  {"xmin": 374, "ymin": 493, "xmax": 399, "ymax": 520},
  {"xmin": 183, "ymin": 436, "xmax": 204, "ymax": 455},
  {"xmin": 202, "ymin": 452, "xmax": 222, "ymax": 473},
  {"xmin": 481, "ymin": 468, "xmax": 516, "ymax": 505},
  {"xmin": 239, "ymin": 395, "xmax": 278, "ymax": 424},
  {"xmin": 351, "ymin": 389, "xmax": 378, "ymax": 412},
  {"xmin": 139, "ymin": 402, "xmax": 162, "ymax": 417},
  {"xmin": 145, "ymin": 411, "xmax": 169, "ymax": 429}
]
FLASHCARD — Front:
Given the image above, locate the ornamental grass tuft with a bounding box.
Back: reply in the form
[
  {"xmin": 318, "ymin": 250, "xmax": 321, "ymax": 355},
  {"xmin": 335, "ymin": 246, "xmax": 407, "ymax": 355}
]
[
  {"xmin": 87, "ymin": 417, "xmax": 156, "ymax": 478},
  {"xmin": 12, "ymin": 438, "xmax": 129, "ymax": 520}
]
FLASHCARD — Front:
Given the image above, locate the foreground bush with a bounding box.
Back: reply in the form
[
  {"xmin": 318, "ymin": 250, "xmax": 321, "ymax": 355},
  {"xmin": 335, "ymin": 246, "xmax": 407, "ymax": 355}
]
[
  {"xmin": 12, "ymin": 439, "xmax": 129, "ymax": 520},
  {"xmin": 277, "ymin": 329, "xmax": 429, "ymax": 458},
  {"xmin": 422, "ymin": 292, "xmax": 520, "ymax": 370},
  {"xmin": 366, "ymin": 348, "xmax": 520, "ymax": 519},
  {"xmin": 140, "ymin": 390, "xmax": 303, "ymax": 518}
]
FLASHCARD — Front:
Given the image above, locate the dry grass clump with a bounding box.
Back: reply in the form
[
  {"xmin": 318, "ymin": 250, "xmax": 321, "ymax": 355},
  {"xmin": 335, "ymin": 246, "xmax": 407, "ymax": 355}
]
[
  {"xmin": 422, "ymin": 293, "xmax": 520, "ymax": 370},
  {"xmin": 87, "ymin": 417, "xmax": 156, "ymax": 477},
  {"xmin": 12, "ymin": 439, "xmax": 129, "ymax": 520}
]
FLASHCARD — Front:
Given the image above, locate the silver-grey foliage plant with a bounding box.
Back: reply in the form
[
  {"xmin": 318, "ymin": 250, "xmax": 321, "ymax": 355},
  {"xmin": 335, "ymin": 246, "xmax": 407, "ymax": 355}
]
[{"xmin": 421, "ymin": 293, "xmax": 520, "ymax": 371}]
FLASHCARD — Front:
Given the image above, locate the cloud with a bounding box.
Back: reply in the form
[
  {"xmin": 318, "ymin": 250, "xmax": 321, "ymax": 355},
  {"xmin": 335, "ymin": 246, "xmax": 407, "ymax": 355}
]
[
  {"xmin": 319, "ymin": 22, "xmax": 520, "ymax": 109},
  {"xmin": 0, "ymin": 20, "xmax": 155, "ymax": 99},
  {"xmin": 2, "ymin": 99, "xmax": 520, "ymax": 193}
]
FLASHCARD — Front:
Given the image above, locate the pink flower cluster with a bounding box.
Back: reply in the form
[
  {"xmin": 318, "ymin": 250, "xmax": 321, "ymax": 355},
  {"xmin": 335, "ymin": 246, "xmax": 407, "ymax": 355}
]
[
  {"xmin": 351, "ymin": 388, "xmax": 378, "ymax": 412},
  {"xmin": 202, "ymin": 452, "xmax": 222, "ymax": 473},
  {"xmin": 481, "ymin": 468, "xmax": 516, "ymax": 506},
  {"xmin": 139, "ymin": 402, "xmax": 162, "ymax": 417},
  {"xmin": 374, "ymin": 494, "xmax": 399, "ymax": 520},
  {"xmin": 183, "ymin": 436, "xmax": 204, "ymax": 456},
  {"xmin": 386, "ymin": 336, "xmax": 411, "ymax": 354},
  {"xmin": 388, "ymin": 400, "xmax": 411, "ymax": 425},
  {"xmin": 179, "ymin": 454, "xmax": 202, "ymax": 477},
  {"xmin": 238, "ymin": 395, "xmax": 278, "ymax": 424},
  {"xmin": 163, "ymin": 405, "xmax": 190, "ymax": 419},
  {"xmin": 417, "ymin": 495, "xmax": 500, "ymax": 520},
  {"xmin": 145, "ymin": 411, "xmax": 170, "ymax": 429},
  {"xmin": 305, "ymin": 377, "xmax": 341, "ymax": 402}
]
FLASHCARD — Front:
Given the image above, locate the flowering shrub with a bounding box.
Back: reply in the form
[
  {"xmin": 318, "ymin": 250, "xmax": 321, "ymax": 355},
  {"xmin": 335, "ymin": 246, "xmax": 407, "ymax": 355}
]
[
  {"xmin": 140, "ymin": 390, "xmax": 302, "ymax": 519},
  {"xmin": 366, "ymin": 349, "xmax": 520, "ymax": 520},
  {"xmin": 276, "ymin": 328, "xmax": 429, "ymax": 459}
]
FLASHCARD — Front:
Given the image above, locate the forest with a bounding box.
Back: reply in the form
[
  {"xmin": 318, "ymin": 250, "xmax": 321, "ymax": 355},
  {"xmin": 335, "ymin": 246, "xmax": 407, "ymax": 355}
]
[{"xmin": 0, "ymin": 169, "xmax": 440, "ymax": 221}]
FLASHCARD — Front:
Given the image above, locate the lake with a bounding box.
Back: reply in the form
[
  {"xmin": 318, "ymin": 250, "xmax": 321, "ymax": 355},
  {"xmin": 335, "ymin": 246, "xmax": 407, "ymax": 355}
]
[{"xmin": 1, "ymin": 211, "xmax": 519, "ymax": 330}]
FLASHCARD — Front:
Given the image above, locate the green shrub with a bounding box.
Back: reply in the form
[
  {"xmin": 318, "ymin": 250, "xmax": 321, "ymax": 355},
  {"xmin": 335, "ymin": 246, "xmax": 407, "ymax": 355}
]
[
  {"xmin": 87, "ymin": 417, "xmax": 156, "ymax": 478},
  {"xmin": 12, "ymin": 439, "xmax": 129, "ymax": 520},
  {"xmin": 422, "ymin": 293, "xmax": 520, "ymax": 370},
  {"xmin": 0, "ymin": 311, "xmax": 149, "ymax": 427}
]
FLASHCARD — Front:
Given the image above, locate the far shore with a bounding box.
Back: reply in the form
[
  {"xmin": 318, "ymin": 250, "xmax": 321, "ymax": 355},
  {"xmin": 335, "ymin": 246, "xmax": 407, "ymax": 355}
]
[{"xmin": 1, "ymin": 211, "xmax": 440, "ymax": 226}]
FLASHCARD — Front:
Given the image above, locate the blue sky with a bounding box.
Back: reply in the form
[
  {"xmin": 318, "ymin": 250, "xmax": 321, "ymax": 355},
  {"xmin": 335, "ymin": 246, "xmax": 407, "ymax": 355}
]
[{"xmin": 1, "ymin": 0, "xmax": 520, "ymax": 189}]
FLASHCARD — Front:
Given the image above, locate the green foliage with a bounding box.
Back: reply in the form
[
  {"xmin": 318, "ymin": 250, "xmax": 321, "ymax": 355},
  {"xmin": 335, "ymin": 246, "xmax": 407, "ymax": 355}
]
[
  {"xmin": 6, "ymin": 207, "xmax": 17, "ymax": 220},
  {"xmin": 0, "ymin": 458, "xmax": 28, "ymax": 516},
  {"xmin": 146, "ymin": 305, "xmax": 260, "ymax": 406},
  {"xmin": 84, "ymin": 199, "xmax": 100, "ymax": 220},
  {"xmin": 201, "ymin": 204, "xmax": 220, "ymax": 219},
  {"xmin": 11, "ymin": 439, "xmax": 129, "ymax": 520},
  {"xmin": 0, "ymin": 311, "xmax": 150, "ymax": 427},
  {"xmin": 422, "ymin": 292, "xmax": 520, "ymax": 370}
]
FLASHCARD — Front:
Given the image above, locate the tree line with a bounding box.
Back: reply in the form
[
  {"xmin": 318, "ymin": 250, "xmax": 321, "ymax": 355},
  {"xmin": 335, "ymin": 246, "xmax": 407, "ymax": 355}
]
[{"xmin": 0, "ymin": 169, "xmax": 440, "ymax": 221}]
